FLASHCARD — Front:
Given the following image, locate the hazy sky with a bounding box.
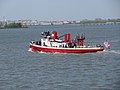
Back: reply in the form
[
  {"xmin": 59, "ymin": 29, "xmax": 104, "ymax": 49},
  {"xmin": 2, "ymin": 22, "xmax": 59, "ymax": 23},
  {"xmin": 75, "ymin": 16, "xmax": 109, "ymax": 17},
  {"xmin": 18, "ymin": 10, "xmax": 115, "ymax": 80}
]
[{"xmin": 0, "ymin": 0, "xmax": 120, "ymax": 21}]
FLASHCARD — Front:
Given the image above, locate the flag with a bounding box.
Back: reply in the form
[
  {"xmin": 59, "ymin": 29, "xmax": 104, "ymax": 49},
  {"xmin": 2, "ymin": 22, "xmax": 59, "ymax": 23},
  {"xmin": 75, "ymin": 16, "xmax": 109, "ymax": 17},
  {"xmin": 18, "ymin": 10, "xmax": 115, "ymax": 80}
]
[{"xmin": 104, "ymin": 40, "xmax": 110, "ymax": 49}]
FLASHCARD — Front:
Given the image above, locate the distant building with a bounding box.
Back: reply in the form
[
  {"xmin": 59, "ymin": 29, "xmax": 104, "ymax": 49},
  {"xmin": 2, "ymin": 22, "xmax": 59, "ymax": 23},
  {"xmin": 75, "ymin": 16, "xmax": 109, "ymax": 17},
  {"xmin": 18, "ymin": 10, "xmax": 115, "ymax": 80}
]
[
  {"xmin": 40, "ymin": 21, "xmax": 52, "ymax": 25},
  {"xmin": 52, "ymin": 21, "xmax": 63, "ymax": 25}
]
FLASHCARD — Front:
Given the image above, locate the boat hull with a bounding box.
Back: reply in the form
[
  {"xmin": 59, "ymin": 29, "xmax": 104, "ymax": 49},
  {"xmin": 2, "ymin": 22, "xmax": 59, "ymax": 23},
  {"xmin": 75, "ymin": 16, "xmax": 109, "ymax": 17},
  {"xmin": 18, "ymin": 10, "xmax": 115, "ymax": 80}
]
[{"xmin": 29, "ymin": 43, "xmax": 104, "ymax": 53}]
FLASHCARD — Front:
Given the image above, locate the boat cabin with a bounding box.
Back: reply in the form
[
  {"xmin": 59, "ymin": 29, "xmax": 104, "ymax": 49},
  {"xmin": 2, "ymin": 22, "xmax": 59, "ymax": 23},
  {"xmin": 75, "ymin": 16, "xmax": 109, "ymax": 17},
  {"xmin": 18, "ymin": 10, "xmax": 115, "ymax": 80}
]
[{"xmin": 39, "ymin": 31, "xmax": 85, "ymax": 48}]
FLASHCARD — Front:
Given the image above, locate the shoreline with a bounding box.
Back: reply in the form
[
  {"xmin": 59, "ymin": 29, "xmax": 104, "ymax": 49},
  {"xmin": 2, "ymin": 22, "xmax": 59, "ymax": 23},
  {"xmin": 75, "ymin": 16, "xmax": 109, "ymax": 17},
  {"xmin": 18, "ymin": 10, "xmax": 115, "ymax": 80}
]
[{"xmin": 0, "ymin": 23, "xmax": 120, "ymax": 29}]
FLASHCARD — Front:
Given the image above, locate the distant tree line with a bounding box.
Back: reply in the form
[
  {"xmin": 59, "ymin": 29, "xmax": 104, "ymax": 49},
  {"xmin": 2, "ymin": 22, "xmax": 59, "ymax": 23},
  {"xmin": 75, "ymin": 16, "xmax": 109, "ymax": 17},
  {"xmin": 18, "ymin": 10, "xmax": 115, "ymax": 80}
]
[
  {"xmin": 4, "ymin": 23, "xmax": 22, "ymax": 28},
  {"xmin": 78, "ymin": 19, "xmax": 120, "ymax": 24}
]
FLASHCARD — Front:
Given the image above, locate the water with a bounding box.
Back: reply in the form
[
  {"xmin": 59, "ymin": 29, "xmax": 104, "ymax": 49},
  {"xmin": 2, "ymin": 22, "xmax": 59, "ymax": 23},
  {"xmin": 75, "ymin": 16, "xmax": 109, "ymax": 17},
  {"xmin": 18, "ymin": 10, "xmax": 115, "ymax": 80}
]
[{"xmin": 0, "ymin": 24, "xmax": 120, "ymax": 90}]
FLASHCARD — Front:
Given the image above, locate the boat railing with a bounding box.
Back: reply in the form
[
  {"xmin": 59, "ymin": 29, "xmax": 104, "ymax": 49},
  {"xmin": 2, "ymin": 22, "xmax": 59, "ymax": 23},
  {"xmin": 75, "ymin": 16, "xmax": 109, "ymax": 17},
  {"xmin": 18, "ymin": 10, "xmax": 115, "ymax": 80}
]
[{"xmin": 84, "ymin": 42, "xmax": 104, "ymax": 47}]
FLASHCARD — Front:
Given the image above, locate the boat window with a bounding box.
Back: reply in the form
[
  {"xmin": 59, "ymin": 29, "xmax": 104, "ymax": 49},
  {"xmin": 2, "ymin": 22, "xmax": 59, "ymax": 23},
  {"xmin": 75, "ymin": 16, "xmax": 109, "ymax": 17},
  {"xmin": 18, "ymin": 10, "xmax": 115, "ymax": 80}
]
[{"xmin": 43, "ymin": 42, "xmax": 45, "ymax": 46}]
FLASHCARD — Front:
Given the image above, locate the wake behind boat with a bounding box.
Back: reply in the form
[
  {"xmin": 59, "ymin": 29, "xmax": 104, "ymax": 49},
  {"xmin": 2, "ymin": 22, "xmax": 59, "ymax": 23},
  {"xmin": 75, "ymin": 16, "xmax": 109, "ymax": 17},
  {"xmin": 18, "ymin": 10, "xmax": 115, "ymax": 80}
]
[{"xmin": 29, "ymin": 31, "xmax": 104, "ymax": 53}]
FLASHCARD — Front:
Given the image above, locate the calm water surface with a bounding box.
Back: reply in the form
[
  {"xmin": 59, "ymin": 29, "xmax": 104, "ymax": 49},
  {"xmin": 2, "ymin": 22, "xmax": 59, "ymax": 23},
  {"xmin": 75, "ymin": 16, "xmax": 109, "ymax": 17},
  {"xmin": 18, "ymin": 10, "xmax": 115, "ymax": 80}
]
[{"xmin": 0, "ymin": 24, "xmax": 120, "ymax": 90}]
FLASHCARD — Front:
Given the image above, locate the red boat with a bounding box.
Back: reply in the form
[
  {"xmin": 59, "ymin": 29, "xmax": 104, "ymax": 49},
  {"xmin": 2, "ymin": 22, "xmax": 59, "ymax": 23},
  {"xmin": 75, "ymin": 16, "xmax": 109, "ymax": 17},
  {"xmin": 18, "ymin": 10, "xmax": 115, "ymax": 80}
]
[{"xmin": 29, "ymin": 31, "xmax": 104, "ymax": 53}]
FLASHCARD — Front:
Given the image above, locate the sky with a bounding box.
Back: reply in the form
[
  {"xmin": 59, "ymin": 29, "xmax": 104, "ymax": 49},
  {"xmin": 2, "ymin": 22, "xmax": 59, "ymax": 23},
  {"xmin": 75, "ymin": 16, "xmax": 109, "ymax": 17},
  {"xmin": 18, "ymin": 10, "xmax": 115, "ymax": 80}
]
[{"xmin": 0, "ymin": 0, "xmax": 120, "ymax": 21}]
